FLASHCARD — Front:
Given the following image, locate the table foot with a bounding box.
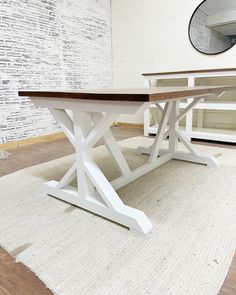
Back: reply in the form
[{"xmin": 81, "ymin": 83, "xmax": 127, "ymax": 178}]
[
  {"xmin": 45, "ymin": 180, "xmax": 153, "ymax": 235},
  {"xmin": 137, "ymin": 146, "xmax": 219, "ymax": 168}
]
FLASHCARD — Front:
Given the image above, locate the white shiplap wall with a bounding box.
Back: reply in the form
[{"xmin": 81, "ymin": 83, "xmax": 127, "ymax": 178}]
[{"xmin": 111, "ymin": 0, "xmax": 236, "ymax": 126}]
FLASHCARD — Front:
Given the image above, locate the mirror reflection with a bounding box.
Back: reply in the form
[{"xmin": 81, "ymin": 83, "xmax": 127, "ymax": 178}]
[{"xmin": 189, "ymin": 0, "xmax": 236, "ymax": 54}]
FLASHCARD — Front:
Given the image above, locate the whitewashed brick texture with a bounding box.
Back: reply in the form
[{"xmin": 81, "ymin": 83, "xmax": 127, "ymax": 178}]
[{"xmin": 0, "ymin": 0, "xmax": 112, "ymax": 143}]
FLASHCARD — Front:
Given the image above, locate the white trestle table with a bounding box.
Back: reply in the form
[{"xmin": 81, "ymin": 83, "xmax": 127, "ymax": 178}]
[{"xmin": 19, "ymin": 86, "xmax": 236, "ymax": 235}]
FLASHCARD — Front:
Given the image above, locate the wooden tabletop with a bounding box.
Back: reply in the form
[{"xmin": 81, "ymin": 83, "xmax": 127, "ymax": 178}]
[
  {"xmin": 18, "ymin": 86, "xmax": 236, "ymax": 102},
  {"xmin": 142, "ymin": 68, "xmax": 236, "ymax": 76}
]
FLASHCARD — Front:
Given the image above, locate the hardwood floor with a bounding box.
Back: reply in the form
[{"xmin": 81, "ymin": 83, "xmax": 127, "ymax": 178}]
[
  {"xmin": 0, "ymin": 249, "xmax": 52, "ymax": 295},
  {"xmin": 0, "ymin": 127, "xmax": 142, "ymax": 177},
  {"xmin": 219, "ymin": 258, "xmax": 236, "ymax": 295},
  {"xmin": 0, "ymin": 126, "xmax": 235, "ymax": 294}
]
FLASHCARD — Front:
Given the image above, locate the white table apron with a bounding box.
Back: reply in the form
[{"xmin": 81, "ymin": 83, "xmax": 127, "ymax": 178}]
[{"xmin": 31, "ymin": 96, "xmax": 219, "ymax": 235}]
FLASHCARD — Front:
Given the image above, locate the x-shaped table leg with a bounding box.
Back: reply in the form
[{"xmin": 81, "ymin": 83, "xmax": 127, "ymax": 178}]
[
  {"xmin": 44, "ymin": 97, "xmax": 219, "ymax": 235},
  {"xmin": 45, "ymin": 108, "xmax": 153, "ymax": 234},
  {"xmin": 137, "ymin": 99, "xmax": 219, "ymax": 168}
]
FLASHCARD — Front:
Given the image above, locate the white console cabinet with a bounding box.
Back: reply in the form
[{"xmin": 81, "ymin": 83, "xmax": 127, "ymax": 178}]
[{"xmin": 143, "ymin": 68, "xmax": 236, "ymax": 143}]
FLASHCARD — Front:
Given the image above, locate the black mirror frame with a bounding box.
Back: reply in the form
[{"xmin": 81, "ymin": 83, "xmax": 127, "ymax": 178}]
[{"xmin": 188, "ymin": 0, "xmax": 235, "ymax": 55}]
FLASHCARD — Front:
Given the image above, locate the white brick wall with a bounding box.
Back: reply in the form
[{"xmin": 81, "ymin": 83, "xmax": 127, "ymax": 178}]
[{"xmin": 0, "ymin": 0, "xmax": 112, "ymax": 143}]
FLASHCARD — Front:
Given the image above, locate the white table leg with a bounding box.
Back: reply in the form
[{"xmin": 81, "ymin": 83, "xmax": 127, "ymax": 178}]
[
  {"xmin": 185, "ymin": 76, "xmax": 195, "ymax": 141},
  {"xmin": 45, "ymin": 108, "xmax": 153, "ymax": 235},
  {"xmin": 43, "ymin": 97, "xmax": 219, "ymax": 235},
  {"xmin": 143, "ymin": 78, "xmax": 151, "ymax": 136},
  {"xmin": 144, "ymin": 108, "xmax": 150, "ymax": 136},
  {"xmin": 137, "ymin": 98, "xmax": 220, "ymax": 168}
]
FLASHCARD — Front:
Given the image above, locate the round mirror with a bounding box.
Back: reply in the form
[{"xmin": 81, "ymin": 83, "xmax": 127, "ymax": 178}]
[{"xmin": 189, "ymin": 0, "xmax": 236, "ymax": 55}]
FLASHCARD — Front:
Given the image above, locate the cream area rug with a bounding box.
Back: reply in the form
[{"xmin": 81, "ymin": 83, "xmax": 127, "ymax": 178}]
[{"xmin": 0, "ymin": 136, "xmax": 236, "ymax": 295}]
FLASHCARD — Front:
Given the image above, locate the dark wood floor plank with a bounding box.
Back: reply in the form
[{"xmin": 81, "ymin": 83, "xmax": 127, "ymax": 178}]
[{"xmin": 0, "ymin": 248, "xmax": 52, "ymax": 295}]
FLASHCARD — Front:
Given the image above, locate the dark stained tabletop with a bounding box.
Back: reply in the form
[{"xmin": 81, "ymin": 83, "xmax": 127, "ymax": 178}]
[
  {"xmin": 18, "ymin": 86, "xmax": 236, "ymax": 103},
  {"xmin": 142, "ymin": 68, "xmax": 236, "ymax": 76}
]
